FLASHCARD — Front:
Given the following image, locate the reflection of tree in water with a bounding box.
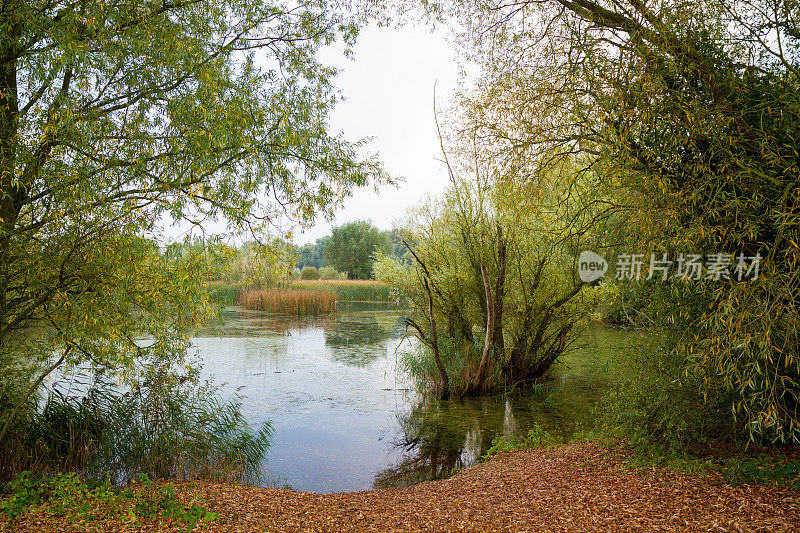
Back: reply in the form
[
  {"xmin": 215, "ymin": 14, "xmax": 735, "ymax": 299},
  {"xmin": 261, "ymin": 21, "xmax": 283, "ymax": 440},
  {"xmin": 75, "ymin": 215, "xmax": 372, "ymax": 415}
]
[
  {"xmin": 324, "ymin": 317, "xmax": 395, "ymax": 367},
  {"xmin": 373, "ymin": 396, "xmax": 526, "ymax": 489}
]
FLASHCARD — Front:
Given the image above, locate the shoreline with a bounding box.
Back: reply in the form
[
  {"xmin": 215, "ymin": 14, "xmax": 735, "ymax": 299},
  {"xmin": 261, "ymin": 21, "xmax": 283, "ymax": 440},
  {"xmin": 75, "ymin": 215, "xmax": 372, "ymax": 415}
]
[{"xmin": 3, "ymin": 442, "xmax": 798, "ymax": 532}]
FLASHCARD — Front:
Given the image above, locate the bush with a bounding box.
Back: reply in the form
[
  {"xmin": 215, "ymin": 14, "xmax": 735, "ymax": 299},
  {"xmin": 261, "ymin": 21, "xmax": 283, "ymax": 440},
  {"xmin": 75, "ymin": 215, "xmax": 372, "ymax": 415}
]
[
  {"xmin": 300, "ymin": 266, "xmax": 320, "ymax": 280},
  {"xmin": 596, "ymin": 332, "xmax": 738, "ymax": 454},
  {"xmin": 318, "ymin": 266, "xmax": 342, "ymax": 280}
]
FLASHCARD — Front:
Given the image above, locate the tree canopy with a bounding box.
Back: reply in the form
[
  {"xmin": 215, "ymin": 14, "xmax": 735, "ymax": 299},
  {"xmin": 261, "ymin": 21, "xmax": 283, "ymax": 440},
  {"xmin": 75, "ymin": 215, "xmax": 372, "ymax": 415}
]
[
  {"xmin": 323, "ymin": 220, "xmax": 391, "ymax": 279},
  {"xmin": 0, "ymin": 0, "xmax": 386, "ymax": 422}
]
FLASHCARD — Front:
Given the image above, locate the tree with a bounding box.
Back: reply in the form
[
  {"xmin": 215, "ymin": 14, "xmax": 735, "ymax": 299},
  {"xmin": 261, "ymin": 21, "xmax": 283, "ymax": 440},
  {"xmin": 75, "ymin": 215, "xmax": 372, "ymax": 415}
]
[
  {"xmin": 376, "ymin": 149, "xmax": 602, "ymax": 398},
  {"xmin": 294, "ymin": 236, "xmax": 329, "ymax": 269},
  {"xmin": 324, "ymin": 220, "xmax": 391, "ymax": 279},
  {"xmin": 0, "ymin": 0, "xmax": 385, "ymax": 439},
  {"xmin": 438, "ymin": 0, "xmax": 800, "ymax": 442}
]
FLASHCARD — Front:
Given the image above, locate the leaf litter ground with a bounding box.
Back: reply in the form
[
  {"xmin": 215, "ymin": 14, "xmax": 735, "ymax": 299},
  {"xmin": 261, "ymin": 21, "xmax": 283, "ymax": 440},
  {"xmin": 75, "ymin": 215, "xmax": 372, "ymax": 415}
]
[{"xmin": 2, "ymin": 442, "xmax": 798, "ymax": 532}]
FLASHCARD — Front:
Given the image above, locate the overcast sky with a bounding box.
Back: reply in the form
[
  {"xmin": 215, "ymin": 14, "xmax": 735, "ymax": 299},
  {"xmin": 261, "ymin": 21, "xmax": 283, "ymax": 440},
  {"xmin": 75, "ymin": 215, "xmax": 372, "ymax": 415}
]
[{"xmin": 292, "ymin": 24, "xmax": 462, "ymax": 245}]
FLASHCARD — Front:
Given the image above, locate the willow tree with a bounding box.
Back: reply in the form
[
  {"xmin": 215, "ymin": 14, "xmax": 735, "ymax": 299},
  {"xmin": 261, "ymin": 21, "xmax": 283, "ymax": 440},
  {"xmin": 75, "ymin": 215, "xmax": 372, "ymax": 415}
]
[
  {"xmin": 0, "ymin": 0, "xmax": 384, "ymax": 436},
  {"xmin": 435, "ymin": 0, "xmax": 800, "ymax": 442},
  {"xmin": 376, "ymin": 146, "xmax": 603, "ymax": 397}
]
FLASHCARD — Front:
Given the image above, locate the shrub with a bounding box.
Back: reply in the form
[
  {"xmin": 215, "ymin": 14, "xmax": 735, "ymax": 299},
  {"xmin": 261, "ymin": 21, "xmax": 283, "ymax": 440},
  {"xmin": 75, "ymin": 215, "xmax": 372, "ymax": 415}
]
[
  {"xmin": 596, "ymin": 333, "xmax": 738, "ymax": 454},
  {"xmin": 318, "ymin": 266, "xmax": 342, "ymax": 280},
  {"xmin": 300, "ymin": 266, "xmax": 320, "ymax": 280}
]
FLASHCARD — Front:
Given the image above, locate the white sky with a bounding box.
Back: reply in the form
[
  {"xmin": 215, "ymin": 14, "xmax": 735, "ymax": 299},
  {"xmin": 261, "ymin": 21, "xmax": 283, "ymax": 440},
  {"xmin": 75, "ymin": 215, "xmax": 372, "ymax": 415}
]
[{"xmin": 292, "ymin": 24, "xmax": 462, "ymax": 245}]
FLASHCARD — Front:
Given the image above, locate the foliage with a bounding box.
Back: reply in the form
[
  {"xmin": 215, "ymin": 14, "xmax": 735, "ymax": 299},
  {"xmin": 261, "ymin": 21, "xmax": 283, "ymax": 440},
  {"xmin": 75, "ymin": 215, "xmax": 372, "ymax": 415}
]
[
  {"xmin": 431, "ymin": 0, "xmax": 800, "ymax": 443},
  {"xmin": 0, "ymin": 471, "xmax": 218, "ymax": 529},
  {"xmin": 237, "ymin": 288, "xmax": 336, "ymax": 315},
  {"xmin": 324, "ymin": 220, "xmax": 392, "ymax": 279},
  {"xmin": 0, "ymin": 0, "xmax": 386, "ymax": 442},
  {"xmin": 294, "ymin": 237, "xmax": 330, "ymax": 270},
  {"xmin": 596, "ymin": 332, "xmax": 738, "ymax": 455},
  {"xmin": 300, "ymin": 266, "xmax": 320, "ymax": 280}
]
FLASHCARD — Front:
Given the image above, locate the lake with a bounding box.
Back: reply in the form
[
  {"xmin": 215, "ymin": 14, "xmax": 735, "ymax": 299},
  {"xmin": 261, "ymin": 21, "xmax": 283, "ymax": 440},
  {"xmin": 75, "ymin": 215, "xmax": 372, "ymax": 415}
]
[{"xmin": 192, "ymin": 303, "xmax": 634, "ymax": 493}]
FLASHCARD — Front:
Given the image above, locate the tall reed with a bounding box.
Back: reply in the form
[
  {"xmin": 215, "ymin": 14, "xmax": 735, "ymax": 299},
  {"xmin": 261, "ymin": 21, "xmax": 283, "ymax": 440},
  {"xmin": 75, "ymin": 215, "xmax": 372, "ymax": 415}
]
[
  {"xmin": 0, "ymin": 365, "xmax": 271, "ymax": 486},
  {"xmin": 237, "ymin": 288, "xmax": 336, "ymax": 315}
]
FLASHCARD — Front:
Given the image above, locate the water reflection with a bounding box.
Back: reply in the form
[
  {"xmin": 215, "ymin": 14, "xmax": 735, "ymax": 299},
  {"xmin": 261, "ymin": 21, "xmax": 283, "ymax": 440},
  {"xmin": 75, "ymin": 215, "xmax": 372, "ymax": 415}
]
[
  {"xmin": 192, "ymin": 307, "xmax": 633, "ymax": 493},
  {"xmin": 374, "ymin": 371, "xmax": 617, "ymax": 490},
  {"xmin": 324, "ymin": 316, "xmax": 403, "ymax": 367}
]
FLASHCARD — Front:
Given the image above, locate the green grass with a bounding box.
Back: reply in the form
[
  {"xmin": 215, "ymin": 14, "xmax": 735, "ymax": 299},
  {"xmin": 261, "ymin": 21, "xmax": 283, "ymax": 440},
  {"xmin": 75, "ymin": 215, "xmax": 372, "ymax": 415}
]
[
  {"xmin": 289, "ymin": 280, "xmax": 394, "ymax": 302},
  {"xmin": 481, "ymin": 424, "xmax": 561, "ymax": 462},
  {"xmin": 721, "ymin": 455, "xmax": 800, "ymax": 489}
]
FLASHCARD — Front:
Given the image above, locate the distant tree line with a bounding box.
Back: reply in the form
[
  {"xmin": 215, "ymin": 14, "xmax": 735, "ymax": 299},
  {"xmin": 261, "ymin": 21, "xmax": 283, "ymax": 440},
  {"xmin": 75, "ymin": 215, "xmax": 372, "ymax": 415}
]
[{"xmin": 293, "ymin": 220, "xmax": 405, "ymax": 279}]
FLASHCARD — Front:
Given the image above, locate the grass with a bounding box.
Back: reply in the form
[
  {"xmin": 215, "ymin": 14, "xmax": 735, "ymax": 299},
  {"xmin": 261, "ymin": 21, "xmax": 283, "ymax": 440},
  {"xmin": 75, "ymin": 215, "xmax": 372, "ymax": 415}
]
[
  {"xmin": 481, "ymin": 424, "xmax": 562, "ymax": 462},
  {"xmin": 290, "ymin": 280, "xmax": 394, "ymax": 302},
  {"xmin": 237, "ymin": 288, "xmax": 336, "ymax": 315}
]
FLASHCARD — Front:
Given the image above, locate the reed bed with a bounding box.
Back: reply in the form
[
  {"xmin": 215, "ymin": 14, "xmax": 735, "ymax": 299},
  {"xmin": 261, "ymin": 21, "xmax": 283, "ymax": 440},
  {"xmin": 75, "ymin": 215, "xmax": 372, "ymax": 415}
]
[
  {"xmin": 206, "ymin": 281, "xmax": 242, "ymax": 305},
  {"xmin": 0, "ymin": 367, "xmax": 271, "ymax": 486},
  {"xmin": 290, "ymin": 280, "xmax": 393, "ymax": 302},
  {"xmin": 237, "ymin": 288, "xmax": 336, "ymax": 315}
]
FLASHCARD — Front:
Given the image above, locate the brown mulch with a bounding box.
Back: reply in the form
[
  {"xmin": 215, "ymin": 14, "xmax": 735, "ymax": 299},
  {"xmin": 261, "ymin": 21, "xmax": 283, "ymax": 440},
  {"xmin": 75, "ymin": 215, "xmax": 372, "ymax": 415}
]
[{"xmin": 3, "ymin": 442, "xmax": 799, "ymax": 532}]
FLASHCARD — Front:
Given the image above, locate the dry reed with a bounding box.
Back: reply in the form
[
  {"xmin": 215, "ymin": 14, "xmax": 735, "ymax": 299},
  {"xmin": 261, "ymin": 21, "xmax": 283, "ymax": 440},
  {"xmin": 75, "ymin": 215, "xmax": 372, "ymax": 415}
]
[{"xmin": 237, "ymin": 288, "xmax": 336, "ymax": 315}]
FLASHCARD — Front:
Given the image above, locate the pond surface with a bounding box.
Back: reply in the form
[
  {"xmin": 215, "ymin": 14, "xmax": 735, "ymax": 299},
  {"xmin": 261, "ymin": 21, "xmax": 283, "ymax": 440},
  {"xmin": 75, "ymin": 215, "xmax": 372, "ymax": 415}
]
[{"xmin": 193, "ymin": 304, "xmax": 636, "ymax": 493}]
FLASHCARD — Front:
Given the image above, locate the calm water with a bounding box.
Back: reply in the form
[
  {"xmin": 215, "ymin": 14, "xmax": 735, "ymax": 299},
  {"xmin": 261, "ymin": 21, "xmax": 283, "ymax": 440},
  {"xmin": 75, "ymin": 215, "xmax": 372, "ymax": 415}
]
[{"xmin": 192, "ymin": 304, "xmax": 634, "ymax": 493}]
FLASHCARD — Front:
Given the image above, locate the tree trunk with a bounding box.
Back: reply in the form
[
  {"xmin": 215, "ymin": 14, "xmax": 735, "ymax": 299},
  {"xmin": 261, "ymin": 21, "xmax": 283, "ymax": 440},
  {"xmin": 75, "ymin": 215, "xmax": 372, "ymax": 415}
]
[
  {"xmin": 0, "ymin": 25, "xmax": 19, "ymax": 345},
  {"xmin": 465, "ymin": 263, "xmax": 494, "ymax": 395},
  {"xmin": 492, "ymin": 225, "xmax": 506, "ymax": 357},
  {"xmin": 425, "ymin": 278, "xmax": 449, "ymax": 400}
]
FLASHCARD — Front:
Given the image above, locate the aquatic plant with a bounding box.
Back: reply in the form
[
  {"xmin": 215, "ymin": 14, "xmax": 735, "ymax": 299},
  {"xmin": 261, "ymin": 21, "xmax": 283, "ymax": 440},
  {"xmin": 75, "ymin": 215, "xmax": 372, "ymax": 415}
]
[{"xmin": 237, "ymin": 288, "xmax": 336, "ymax": 315}]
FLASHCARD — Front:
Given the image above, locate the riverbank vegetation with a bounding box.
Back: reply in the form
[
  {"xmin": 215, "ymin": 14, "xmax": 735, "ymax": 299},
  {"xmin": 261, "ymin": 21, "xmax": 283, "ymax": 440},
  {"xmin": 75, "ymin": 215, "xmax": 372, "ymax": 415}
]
[{"xmin": 3, "ymin": 443, "xmax": 797, "ymax": 532}]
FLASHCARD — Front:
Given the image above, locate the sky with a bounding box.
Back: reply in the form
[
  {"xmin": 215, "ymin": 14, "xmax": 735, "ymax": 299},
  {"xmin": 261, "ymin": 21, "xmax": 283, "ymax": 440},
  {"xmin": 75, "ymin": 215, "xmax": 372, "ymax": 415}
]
[{"xmin": 292, "ymin": 24, "xmax": 463, "ymax": 245}]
